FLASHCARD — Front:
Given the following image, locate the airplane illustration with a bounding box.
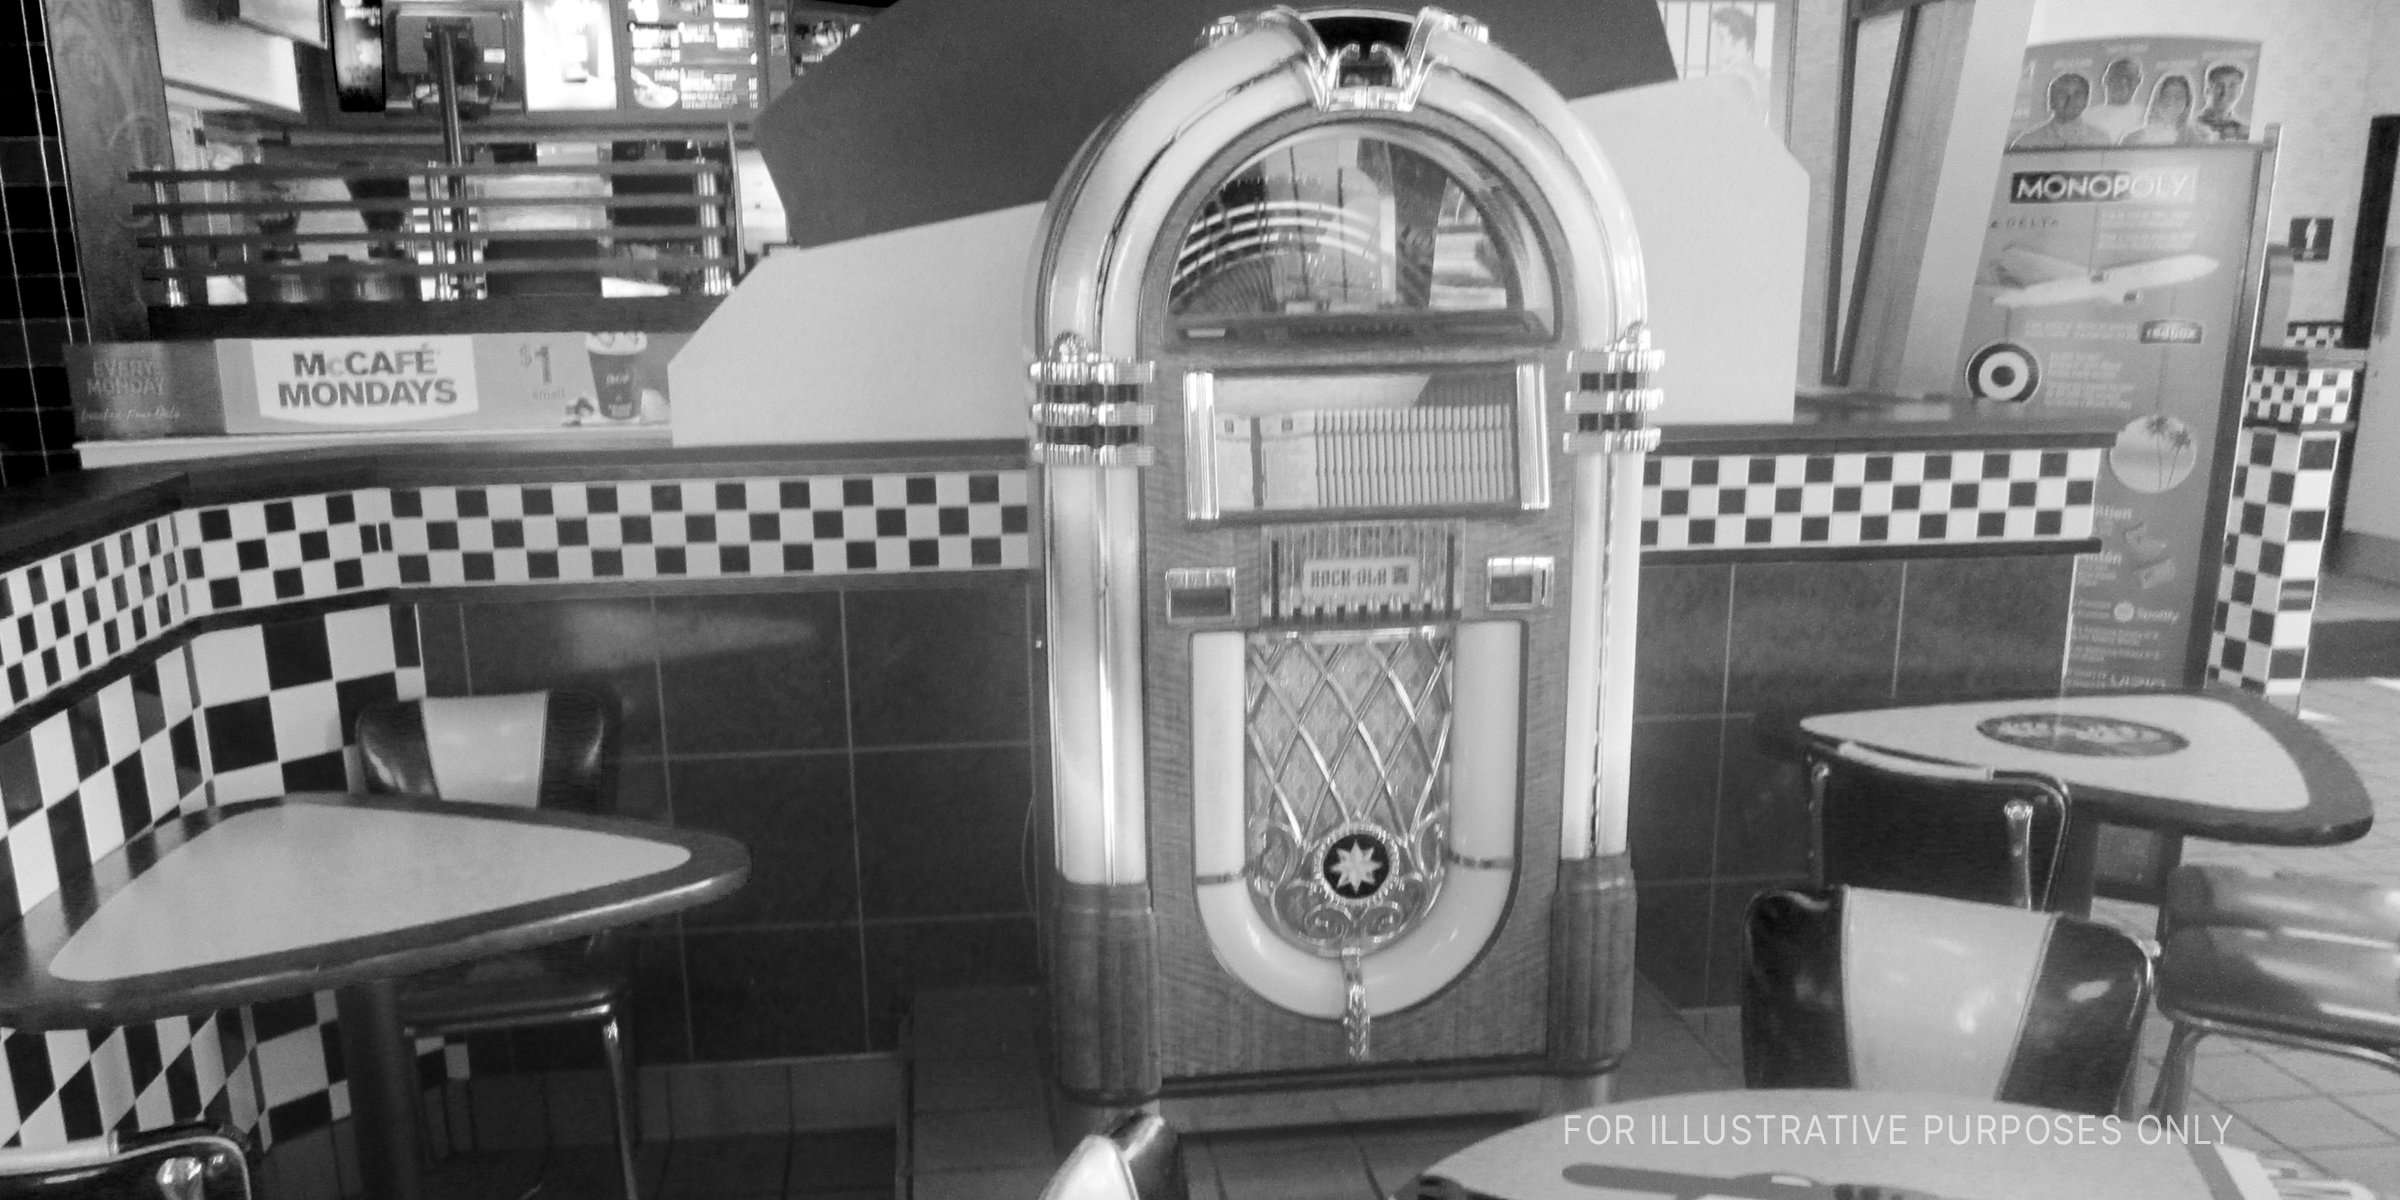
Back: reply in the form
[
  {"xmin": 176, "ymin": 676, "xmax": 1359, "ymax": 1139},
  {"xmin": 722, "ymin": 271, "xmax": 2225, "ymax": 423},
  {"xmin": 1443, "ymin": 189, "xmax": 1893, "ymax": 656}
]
[{"xmin": 1987, "ymin": 245, "xmax": 2219, "ymax": 308}]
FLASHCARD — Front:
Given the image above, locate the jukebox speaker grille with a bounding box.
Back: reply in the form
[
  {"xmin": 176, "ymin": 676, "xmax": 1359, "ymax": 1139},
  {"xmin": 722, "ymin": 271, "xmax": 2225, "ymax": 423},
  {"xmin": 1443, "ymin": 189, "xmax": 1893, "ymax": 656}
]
[{"xmin": 1244, "ymin": 627, "xmax": 1452, "ymax": 954}]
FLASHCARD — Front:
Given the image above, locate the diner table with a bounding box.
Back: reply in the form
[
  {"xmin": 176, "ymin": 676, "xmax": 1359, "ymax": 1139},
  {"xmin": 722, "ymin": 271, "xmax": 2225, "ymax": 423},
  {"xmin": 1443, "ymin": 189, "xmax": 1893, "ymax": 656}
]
[
  {"xmin": 0, "ymin": 791, "xmax": 750, "ymax": 1200},
  {"xmin": 1775, "ymin": 687, "xmax": 2372, "ymax": 910},
  {"xmin": 1408, "ymin": 1090, "xmax": 2358, "ymax": 1200}
]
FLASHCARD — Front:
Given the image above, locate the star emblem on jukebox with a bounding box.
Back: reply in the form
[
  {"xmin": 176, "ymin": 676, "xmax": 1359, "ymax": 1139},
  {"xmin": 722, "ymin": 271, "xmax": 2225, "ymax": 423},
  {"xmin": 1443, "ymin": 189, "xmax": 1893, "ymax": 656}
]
[{"xmin": 1319, "ymin": 830, "xmax": 1393, "ymax": 900}]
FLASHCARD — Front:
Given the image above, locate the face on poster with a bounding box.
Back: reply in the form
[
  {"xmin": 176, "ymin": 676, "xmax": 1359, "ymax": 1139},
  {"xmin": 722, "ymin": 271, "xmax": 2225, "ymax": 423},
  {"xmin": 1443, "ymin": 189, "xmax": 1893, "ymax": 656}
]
[
  {"xmin": 1958, "ymin": 144, "xmax": 2262, "ymax": 689},
  {"xmin": 2008, "ymin": 38, "xmax": 2261, "ymax": 152}
]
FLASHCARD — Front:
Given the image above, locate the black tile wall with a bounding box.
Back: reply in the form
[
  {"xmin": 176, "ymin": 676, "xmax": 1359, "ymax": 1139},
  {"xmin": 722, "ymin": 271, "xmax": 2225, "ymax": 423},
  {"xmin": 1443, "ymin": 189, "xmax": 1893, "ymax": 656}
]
[
  {"xmin": 413, "ymin": 576, "xmax": 1040, "ymax": 1065},
  {"xmin": 1893, "ymin": 555, "xmax": 2076, "ymax": 701},
  {"xmin": 1723, "ymin": 559, "xmax": 1904, "ymax": 715},
  {"xmin": 0, "ymin": 0, "xmax": 84, "ymax": 486},
  {"xmin": 845, "ymin": 585, "xmax": 1031, "ymax": 747},
  {"xmin": 682, "ymin": 925, "xmax": 865, "ymax": 1061},
  {"xmin": 654, "ymin": 591, "xmax": 847, "ymax": 755},
  {"xmin": 674, "ymin": 753, "xmax": 859, "ymax": 929},
  {"xmin": 1629, "ymin": 553, "xmax": 2078, "ymax": 1007}
]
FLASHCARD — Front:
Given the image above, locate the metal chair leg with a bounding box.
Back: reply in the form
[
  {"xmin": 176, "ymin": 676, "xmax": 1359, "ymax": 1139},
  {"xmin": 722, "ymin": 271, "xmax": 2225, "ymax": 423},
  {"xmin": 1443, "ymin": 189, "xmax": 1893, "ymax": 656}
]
[
  {"xmin": 2148, "ymin": 1021, "xmax": 2206, "ymax": 1118},
  {"xmin": 601, "ymin": 1011, "xmax": 641, "ymax": 1200}
]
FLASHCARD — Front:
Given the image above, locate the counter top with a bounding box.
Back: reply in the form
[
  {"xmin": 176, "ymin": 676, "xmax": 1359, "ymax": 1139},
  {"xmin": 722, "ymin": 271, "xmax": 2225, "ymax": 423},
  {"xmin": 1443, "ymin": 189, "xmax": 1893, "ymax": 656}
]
[
  {"xmin": 2252, "ymin": 345, "xmax": 2368, "ymax": 370},
  {"xmin": 1659, "ymin": 392, "xmax": 2124, "ymax": 456},
  {"xmin": 12, "ymin": 396, "xmax": 2122, "ymax": 567},
  {"xmin": 3, "ymin": 437, "xmax": 1025, "ymax": 564}
]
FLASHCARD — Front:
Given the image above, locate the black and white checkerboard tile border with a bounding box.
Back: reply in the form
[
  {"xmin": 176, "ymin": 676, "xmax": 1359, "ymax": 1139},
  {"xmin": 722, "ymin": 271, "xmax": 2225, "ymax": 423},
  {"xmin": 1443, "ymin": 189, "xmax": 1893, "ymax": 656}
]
[
  {"xmin": 1643, "ymin": 448, "xmax": 2102, "ymax": 551},
  {"xmin": 0, "ymin": 518, "xmax": 187, "ymax": 728},
  {"xmin": 2245, "ymin": 365, "xmax": 2357, "ymax": 428},
  {"xmin": 178, "ymin": 492, "xmax": 396, "ymax": 619},
  {"xmin": 2285, "ymin": 320, "xmax": 2344, "ymax": 349},
  {"xmin": 383, "ymin": 473, "xmax": 1032, "ymax": 586},
  {"xmin": 2208, "ymin": 429, "xmax": 2340, "ymax": 701}
]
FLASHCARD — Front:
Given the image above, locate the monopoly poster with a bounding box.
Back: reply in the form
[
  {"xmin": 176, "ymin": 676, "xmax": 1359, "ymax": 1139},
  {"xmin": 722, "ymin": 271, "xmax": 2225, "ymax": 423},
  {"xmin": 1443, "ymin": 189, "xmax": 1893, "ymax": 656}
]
[{"xmin": 1957, "ymin": 143, "xmax": 2265, "ymax": 689}]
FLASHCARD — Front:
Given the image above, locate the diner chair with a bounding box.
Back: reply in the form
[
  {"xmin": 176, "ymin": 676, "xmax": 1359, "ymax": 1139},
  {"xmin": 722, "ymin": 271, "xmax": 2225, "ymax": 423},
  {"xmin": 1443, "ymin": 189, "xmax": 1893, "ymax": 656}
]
[
  {"xmin": 354, "ymin": 691, "xmax": 640, "ymax": 1200},
  {"xmin": 1807, "ymin": 740, "xmax": 2071, "ymax": 910},
  {"xmin": 2148, "ymin": 864, "xmax": 2400, "ymax": 1117},
  {"xmin": 1036, "ymin": 1111, "xmax": 1187, "ymax": 1200},
  {"xmin": 0, "ymin": 1124, "xmax": 253, "ymax": 1197},
  {"xmin": 1743, "ymin": 885, "xmax": 2152, "ymax": 1117}
]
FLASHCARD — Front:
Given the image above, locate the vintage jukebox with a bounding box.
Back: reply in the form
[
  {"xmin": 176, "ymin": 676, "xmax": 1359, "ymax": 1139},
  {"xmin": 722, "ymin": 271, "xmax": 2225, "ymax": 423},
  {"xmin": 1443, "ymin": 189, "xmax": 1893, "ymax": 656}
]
[{"xmin": 1028, "ymin": 6, "xmax": 1660, "ymax": 1114}]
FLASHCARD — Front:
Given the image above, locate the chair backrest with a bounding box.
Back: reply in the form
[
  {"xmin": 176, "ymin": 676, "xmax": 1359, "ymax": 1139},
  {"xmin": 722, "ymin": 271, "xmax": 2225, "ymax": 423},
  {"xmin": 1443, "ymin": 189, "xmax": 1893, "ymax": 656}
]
[
  {"xmin": 0, "ymin": 1125, "xmax": 252, "ymax": 1196},
  {"xmin": 1037, "ymin": 1112, "xmax": 1187, "ymax": 1200},
  {"xmin": 356, "ymin": 691, "xmax": 613, "ymax": 811},
  {"xmin": 1743, "ymin": 885, "xmax": 2151, "ymax": 1117},
  {"xmin": 1809, "ymin": 741, "xmax": 2071, "ymax": 909}
]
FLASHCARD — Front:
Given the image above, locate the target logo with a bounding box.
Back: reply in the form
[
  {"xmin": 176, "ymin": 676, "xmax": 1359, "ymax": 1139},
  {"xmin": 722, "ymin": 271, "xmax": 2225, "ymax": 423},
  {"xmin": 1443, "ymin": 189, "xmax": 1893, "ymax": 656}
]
[{"xmin": 1966, "ymin": 342, "xmax": 2041, "ymax": 403}]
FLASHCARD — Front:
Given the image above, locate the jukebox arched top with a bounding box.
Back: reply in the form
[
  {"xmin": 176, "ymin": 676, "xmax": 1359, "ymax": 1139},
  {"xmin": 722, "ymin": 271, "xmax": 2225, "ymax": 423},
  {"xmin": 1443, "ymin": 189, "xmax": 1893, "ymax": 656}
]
[{"xmin": 1027, "ymin": 5, "xmax": 1649, "ymax": 374}]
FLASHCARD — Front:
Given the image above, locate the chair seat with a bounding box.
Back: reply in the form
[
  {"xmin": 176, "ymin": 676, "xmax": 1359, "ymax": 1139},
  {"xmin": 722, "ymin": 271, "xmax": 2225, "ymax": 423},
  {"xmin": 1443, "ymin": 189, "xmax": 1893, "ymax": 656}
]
[
  {"xmin": 2156, "ymin": 925, "xmax": 2400, "ymax": 1048},
  {"xmin": 2159, "ymin": 864, "xmax": 2400, "ymax": 943},
  {"xmin": 398, "ymin": 949, "xmax": 627, "ymax": 1030}
]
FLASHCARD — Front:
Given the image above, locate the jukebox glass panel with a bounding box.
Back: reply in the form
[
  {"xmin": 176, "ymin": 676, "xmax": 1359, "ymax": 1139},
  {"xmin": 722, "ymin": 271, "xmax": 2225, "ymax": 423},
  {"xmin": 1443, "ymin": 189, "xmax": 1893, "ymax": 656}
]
[
  {"xmin": 1202, "ymin": 368, "xmax": 1521, "ymax": 513},
  {"xmin": 1170, "ymin": 128, "xmax": 1554, "ymax": 344}
]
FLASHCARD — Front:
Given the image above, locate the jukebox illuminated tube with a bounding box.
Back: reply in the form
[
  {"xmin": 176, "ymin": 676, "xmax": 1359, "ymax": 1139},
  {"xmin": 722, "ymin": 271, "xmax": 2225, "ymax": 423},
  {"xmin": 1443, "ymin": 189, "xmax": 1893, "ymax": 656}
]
[
  {"xmin": 1030, "ymin": 343, "xmax": 1160, "ymax": 1106},
  {"xmin": 1560, "ymin": 447, "xmax": 1645, "ymax": 859},
  {"xmin": 1043, "ymin": 464, "xmax": 1148, "ymax": 885},
  {"xmin": 1550, "ymin": 327, "xmax": 1661, "ymax": 1073}
]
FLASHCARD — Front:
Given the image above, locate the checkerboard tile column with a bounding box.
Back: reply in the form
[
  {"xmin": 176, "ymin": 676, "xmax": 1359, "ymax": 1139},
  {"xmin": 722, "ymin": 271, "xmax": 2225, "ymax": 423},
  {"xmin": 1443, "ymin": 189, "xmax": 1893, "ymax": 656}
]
[
  {"xmin": 1643, "ymin": 448, "xmax": 2102, "ymax": 552},
  {"xmin": 2245, "ymin": 365, "xmax": 2355, "ymax": 428},
  {"xmin": 0, "ymin": 517, "xmax": 185, "ymax": 725},
  {"xmin": 2209, "ymin": 427, "xmax": 2343, "ymax": 705}
]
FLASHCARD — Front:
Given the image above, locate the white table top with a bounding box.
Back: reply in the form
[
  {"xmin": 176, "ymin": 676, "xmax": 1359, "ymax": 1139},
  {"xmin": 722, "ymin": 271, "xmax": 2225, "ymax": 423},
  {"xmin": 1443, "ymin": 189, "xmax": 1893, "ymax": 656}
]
[
  {"xmin": 51, "ymin": 805, "xmax": 690, "ymax": 982},
  {"xmin": 1802, "ymin": 693, "xmax": 2303, "ymax": 813},
  {"xmin": 1430, "ymin": 1091, "xmax": 2298, "ymax": 1200},
  {"xmin": 0, "ymin": 793, "xmax": 748, "ymax": 1030}
]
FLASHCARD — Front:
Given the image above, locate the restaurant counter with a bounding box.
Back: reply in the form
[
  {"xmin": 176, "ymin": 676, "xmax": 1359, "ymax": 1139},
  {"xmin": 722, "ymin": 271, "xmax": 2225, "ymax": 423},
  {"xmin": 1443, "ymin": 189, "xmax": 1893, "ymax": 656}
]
[{"xmin": 0, "ymin": 401, "xmax": 2112, "ymax": 1190}]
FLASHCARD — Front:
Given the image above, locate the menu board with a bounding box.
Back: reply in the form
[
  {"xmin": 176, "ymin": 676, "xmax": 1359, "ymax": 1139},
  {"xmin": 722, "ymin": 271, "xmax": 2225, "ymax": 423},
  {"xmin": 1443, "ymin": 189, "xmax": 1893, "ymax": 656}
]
[{"xmin": 625, "ymin": 0, "xmax": 761, "ymax": 112}]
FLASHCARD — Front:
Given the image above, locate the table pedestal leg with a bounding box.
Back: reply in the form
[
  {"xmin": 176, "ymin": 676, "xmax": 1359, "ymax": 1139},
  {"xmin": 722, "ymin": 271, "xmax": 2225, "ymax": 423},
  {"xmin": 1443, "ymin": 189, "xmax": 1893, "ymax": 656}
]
[{"xmin": 336, "ymin": 979, "xmax": 424, "ymax": 1200}]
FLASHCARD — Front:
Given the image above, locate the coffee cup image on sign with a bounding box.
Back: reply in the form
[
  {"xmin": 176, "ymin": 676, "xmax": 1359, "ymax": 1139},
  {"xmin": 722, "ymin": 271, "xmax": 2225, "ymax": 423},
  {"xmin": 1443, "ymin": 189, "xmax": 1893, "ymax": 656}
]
[
  {"xmin": 586, "ymin": 332, "xmax": 649, "ymax": 421},
  {"xmin": 1985, "ymin": 244, "xmax": 2218, "ymax": 309},
  {"xmin": 2109, "ymin": 413, "xmax": 2198, "ymax": 493}
]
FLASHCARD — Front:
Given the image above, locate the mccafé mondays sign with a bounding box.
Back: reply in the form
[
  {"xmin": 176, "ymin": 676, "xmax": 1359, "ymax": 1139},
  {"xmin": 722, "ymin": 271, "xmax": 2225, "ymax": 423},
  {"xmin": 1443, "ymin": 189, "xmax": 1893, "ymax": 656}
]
[
  {"xmin": 69, "ymin": 331, "xmax": 689, "ymax": 439},
  {"xmin": 252, "ymin": 336, "xmax": 480, "ymax": 424}
]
